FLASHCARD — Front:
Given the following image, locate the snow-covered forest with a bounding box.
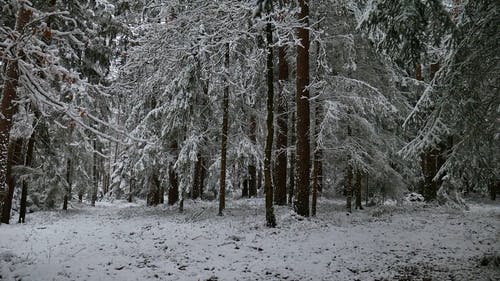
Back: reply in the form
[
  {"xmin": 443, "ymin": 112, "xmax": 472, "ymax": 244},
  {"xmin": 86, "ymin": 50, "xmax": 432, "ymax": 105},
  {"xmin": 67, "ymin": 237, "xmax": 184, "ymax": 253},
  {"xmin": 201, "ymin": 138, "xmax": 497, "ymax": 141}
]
[{"xmin": 0, "ymin": 0, "xmax": 498, "ymax": 280}]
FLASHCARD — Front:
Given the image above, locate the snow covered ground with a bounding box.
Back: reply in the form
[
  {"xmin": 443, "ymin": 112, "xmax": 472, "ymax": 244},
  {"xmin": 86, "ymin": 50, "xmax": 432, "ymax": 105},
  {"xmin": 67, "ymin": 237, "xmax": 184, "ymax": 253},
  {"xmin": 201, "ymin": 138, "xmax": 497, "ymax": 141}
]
[{"xmin": 1, "ymin": 198, "xmax": 499, "ymax": 281}]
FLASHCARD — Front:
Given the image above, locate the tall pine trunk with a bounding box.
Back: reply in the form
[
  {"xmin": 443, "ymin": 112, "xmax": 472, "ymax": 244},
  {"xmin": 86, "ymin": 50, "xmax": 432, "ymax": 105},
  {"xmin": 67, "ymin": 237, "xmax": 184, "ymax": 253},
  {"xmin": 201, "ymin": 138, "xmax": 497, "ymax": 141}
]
[
  {"xmin": 248, "ymin": 115, "xmax": 257, "ymax": 197},
  {"xmin": 264, "ymin": 16, "xmax": 277, "ymax": 227},
  {"xmin": 312, "ymin": 102, "xmax": 322, "ymax": 216},
  {"xmin": 168, "ymin": 164, "xmax": 179, "ymax": 205},
  {"xmin": 192, "ymin": 153, "xmax": 202, "ymax": 199},
  {"xmin": 1, "ymin": 139, "xmax": 23, "ymax": 223},
  {"xmin": 355, "ymin": 170, "xmax": 363, "ymax": 210},
  {"xmin": 274, "ymin": 1, "xmax": 289, "ymax": 206},
  {"xmin": 91, "ymin": 139, "xmax": 98, "ymax": 207},
  {"xmin": 19, "ymin": 136, "xmax": 34, "ymax": 222},
  {"xmin": 346, "ymin": 124, "xmax": 352, "ymax": 213},
  {"xmin": 274, "ymin": 50, "xmax": 288, "ymax": 205},
  {"xmin": 219, "ymin": 43, "xmax": 230, "ymax": 216},
  {"xmin": 295, "ymin": 0, "xmax": 311, "ymax": 217},
  {"xmin": 0, "ymin": 5, "xmax": 32, "ymax": 196},
  {"xmin": 346, "ymin": 164, "xmax": 353, "ymax": 213},
  {"xmin": 288, "ymin": 111, "xmax": 295, "ymax": 205},
  {"xmin": 63, "ymin": 125, "xmax": 73, "ymax": 211}
]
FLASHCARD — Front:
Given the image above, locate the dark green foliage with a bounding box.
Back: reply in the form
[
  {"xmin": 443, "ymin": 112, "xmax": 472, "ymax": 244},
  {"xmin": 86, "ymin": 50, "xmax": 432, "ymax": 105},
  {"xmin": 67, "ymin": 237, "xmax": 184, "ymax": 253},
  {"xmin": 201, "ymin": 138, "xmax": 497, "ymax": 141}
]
[{"xmin": 361, "ymin": 0, "xmax": 454, "ymax": 68}]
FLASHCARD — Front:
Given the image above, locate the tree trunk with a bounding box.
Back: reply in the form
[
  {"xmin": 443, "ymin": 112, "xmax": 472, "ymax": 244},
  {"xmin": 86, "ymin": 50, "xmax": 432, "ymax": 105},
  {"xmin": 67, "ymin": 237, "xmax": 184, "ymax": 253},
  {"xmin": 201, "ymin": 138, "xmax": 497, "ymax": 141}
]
[
  {"xmin": 489, "ymin": 182, "xmax": 498, "ymax": 201},
  {"xmin": 288, "ymin": 111, "xmax": 295, "ymax": 205},
  {"xmin": 346, "ymin": 164, "xmax": 353, "ymax": 213},
  {"xmin": 63, "ymin": 158, "xmax": 71, "ymax": 210},
  {"xmin": 148, "ymin": 172, "xmax": 160, "ymax": 206},
  {"xmin": 295, "ymin": 0, "xmax": 310, "ymax": 217},
  {"xmin": 63, "ymin": 126, "xmax": 73, "ymax": 211},
  {"xmin": 91, "ymin": 139, "xmax": 98, "ymax": 207},
  {"xmin": 248, "ymin": 115, "xmax": 257, "ymax": 197},
  {"xmin": 274, "ymin": 37, "xmax": 289, "ymax": 206},
  {"xmin": 355, "ymin": 170, "xmax": 363, "ymax": 210},
  {"xmin": 264, "ymin": 17, "xmax": 277, "ymax": 227},
  {"xmin": 1, "ymin": 139, "xmax": 23, "ymax": 224},
  {"xmin": 128, "ymin": 170, "xmax": 134, "ymax": 203},
  {"xmin": 192, "ymin": 153, "xmax": 202, "ymax": 199},
  {"xmin": 219, "ymin": 43, "xmax": 230, "ymax": 216},
  {"xmin": 311, "ymin": 101, "xmax": 322, "ymax": 216},
  {"xmin": 0, "ymin": 5, "xmax": 32, "ymax": 193},
  {"xmin": 199, "ymin": 156, "xmax": 206, "ymax": 199},
  {"xmin": 19, "ymin": 129, "xmax": 35, "ymax": 223},
  {"xmin": 168, "ymin": 164, "xmax": 179, "ymax": 205}
]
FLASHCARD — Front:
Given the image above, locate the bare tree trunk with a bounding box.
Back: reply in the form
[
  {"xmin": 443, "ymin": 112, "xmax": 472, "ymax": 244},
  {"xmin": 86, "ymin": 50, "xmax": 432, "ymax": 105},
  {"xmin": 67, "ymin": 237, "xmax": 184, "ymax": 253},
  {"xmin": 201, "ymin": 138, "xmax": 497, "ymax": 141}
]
[
  {"xmin": 264, "ymin": 15, "xmax": 277, "ymax": 227},
  {"xmin": 199, "ymin": 156, "xmax": 206, "ymax": 199},
  {"xmin": 19, "ymin": 128, "xmax": 35, "ymax": 222},
  {"xmin": 168, "ymin": 164, "xmax": 179, "ymax": 205},
  {"xmin": 1, "ymin": 139, "xmax": 23, "ymax": 223},
  {"xmin": 63, "ymin": 158, "xmax": 71, "ymax": 210},
  {"xmin": 63, "ymin": 125, "xmax": 73, "ymax": 211},
  {"xmin": 355, "ymin": 170, "xmax": 363, "ymax": 210},
  {"xmin": 489, "ymin": 182, "xmax": 497, "ymax": 201},
  {"xmin": 0, "ymin": 5, "xmax": 32, "ymax": 193},
  {"xmin": 274, "ymin": 41, "xmax": 289, "ymax": 206},
  {"xmin": 295, "ymin": 0, "xmax": 310, "ymax": 217},
  {"xmin": 311, "ymin": 100, "xmax": 322, "ymax": 216},
  {"xmin": 192, "ymin": 153, "xmax": 202, "ymax": 199},
  {"xmin": 248, "ymin": 115, "xmax": 257, "ymax": 197},
  {"xmin": 91, "ymin": 139, "xmax": 98, "ymax": 207},
  {"xmin": 346, "ymin": 164, "xmax": 353, "ymax": 213},
  {"xmin": 219, "ymin": 43, "xmax": 230, "ymax": 216},
  {"xmin": 288, "ymin": 111, "xmax": 295, "ymax": 205}
]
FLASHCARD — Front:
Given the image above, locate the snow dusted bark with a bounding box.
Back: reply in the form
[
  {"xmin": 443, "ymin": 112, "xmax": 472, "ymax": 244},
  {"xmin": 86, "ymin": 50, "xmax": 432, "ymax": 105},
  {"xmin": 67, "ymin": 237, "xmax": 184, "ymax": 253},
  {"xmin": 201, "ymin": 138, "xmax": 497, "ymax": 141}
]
[
  {"xmin": 1, "ymin": 139, "xmax": 23, "ymax": 224},
  {"xmin": 346, "ymin": 163, "xmax": 353, "ymax": 214},
  {"xmin": 288, "ymin": 111, "xmax": 295, "ymax": 205},
  {"xmin": 0, "ymin": 3, "xmax": 32, "ymax": 192},
  {"xmin": 355, "ymin": 171, "xmax": 363, "ymax": 210},
  {"xmin": 248, "ymin": 115, "xmax": 257, "ymax": 198},
  {"xmin": 264, "ymin": 8, "xmax": 276, "ymax": 227},
  {"xmin": 312, "ymin": 100, "xmax": 322, "ymax": 216},
  {"xmin": 219, "ymin": 43, "xmax": 230, "ymax": 216},
  {"xmin": 274, "ymin": 0, "xmax": 289, "ymax": 206},
  {"xmin": 295, "ymin": 0, "xmax": 311, "ymax": 217},
  {"xmin": 0, "ymin": 3, "xmax": 32, "ymax": 224}
]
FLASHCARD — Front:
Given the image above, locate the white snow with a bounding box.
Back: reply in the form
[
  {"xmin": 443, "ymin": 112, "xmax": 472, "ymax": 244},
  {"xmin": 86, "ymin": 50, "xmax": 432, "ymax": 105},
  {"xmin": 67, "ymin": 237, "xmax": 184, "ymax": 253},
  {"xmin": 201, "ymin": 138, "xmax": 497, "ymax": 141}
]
[{"xmin": 1, "ymin": 198, "xmax": 499, "ymax": 281}]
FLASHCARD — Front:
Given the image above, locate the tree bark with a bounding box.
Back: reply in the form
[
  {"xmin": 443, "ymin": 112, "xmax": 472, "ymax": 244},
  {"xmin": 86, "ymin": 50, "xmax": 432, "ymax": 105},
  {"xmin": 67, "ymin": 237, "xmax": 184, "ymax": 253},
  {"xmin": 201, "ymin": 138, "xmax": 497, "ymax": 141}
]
[
  {"xmin": 288, "ymin": 111, "xmax": 295, "ymax": 205},
  {"xmin": 1, "ymin": 139, "xmax": 23, "ymax": 224},
  {"xmin": 355, "ymin": 170, "xmax": 363, "ymax": 210},
  {"xmin": 63, "ymin": 126, "xmax": 73, "ymax": 211},
  {"xmin": 0, "ymin": 4, "xmax": 32, "ymax": 193},
  {"xmin": 219, "ymin": 43, "xmax": 230, "ymax": 216},
  {"xmin": 168, "ymin": 164, "xmax": 179, "ymax": 205},
  {"xmin": 248, "ymin": 115, "xmax": 257, "ymax": 197},
  {"xmin": 346, "ymin": 164, "xmax": 353, "ymax": 213},
  {"xmin": 19, "ymin": 127, "xmax": 35, "ymax": 222},
  {"xmin": 264, "ymin": 16, "xmax": 277, "ymax": 227},
  {"xmin": 192, "ymin": 153, "xmax": 202, "ymax": 199},
  {"xmin": 295, "ymin": 0, "xmax": 310, "ymax": 217},
  {"xmin": 489, "ymin": 182, "xmax": 497, "ymax": 201},
  {"xmin": 312, "ymin": 101, "xmax": 322, "ymax": 216},
  {"xmin": 91, "ymin": 139, "xmax": 98, "ymax": 207},
  {"xmin": 274, "ymin": 1, "xmax": 289, "ymax": 206}
]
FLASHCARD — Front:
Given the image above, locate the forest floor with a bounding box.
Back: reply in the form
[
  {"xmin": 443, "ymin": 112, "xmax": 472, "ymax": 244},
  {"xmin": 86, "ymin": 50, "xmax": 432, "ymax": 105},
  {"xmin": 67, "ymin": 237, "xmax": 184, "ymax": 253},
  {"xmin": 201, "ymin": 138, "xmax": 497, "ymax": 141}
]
[{"xmin": 0, "ymin": 197, "xmax": 499, "ymax": 281}]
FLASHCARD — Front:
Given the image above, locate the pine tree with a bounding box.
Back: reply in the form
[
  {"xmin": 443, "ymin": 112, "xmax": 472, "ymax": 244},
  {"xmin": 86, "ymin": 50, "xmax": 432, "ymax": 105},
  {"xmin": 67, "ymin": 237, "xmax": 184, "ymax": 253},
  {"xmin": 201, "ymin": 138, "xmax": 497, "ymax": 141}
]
[{"xmin": 295, "ymin": 0, "xmax": 311, "ymax": 217}]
